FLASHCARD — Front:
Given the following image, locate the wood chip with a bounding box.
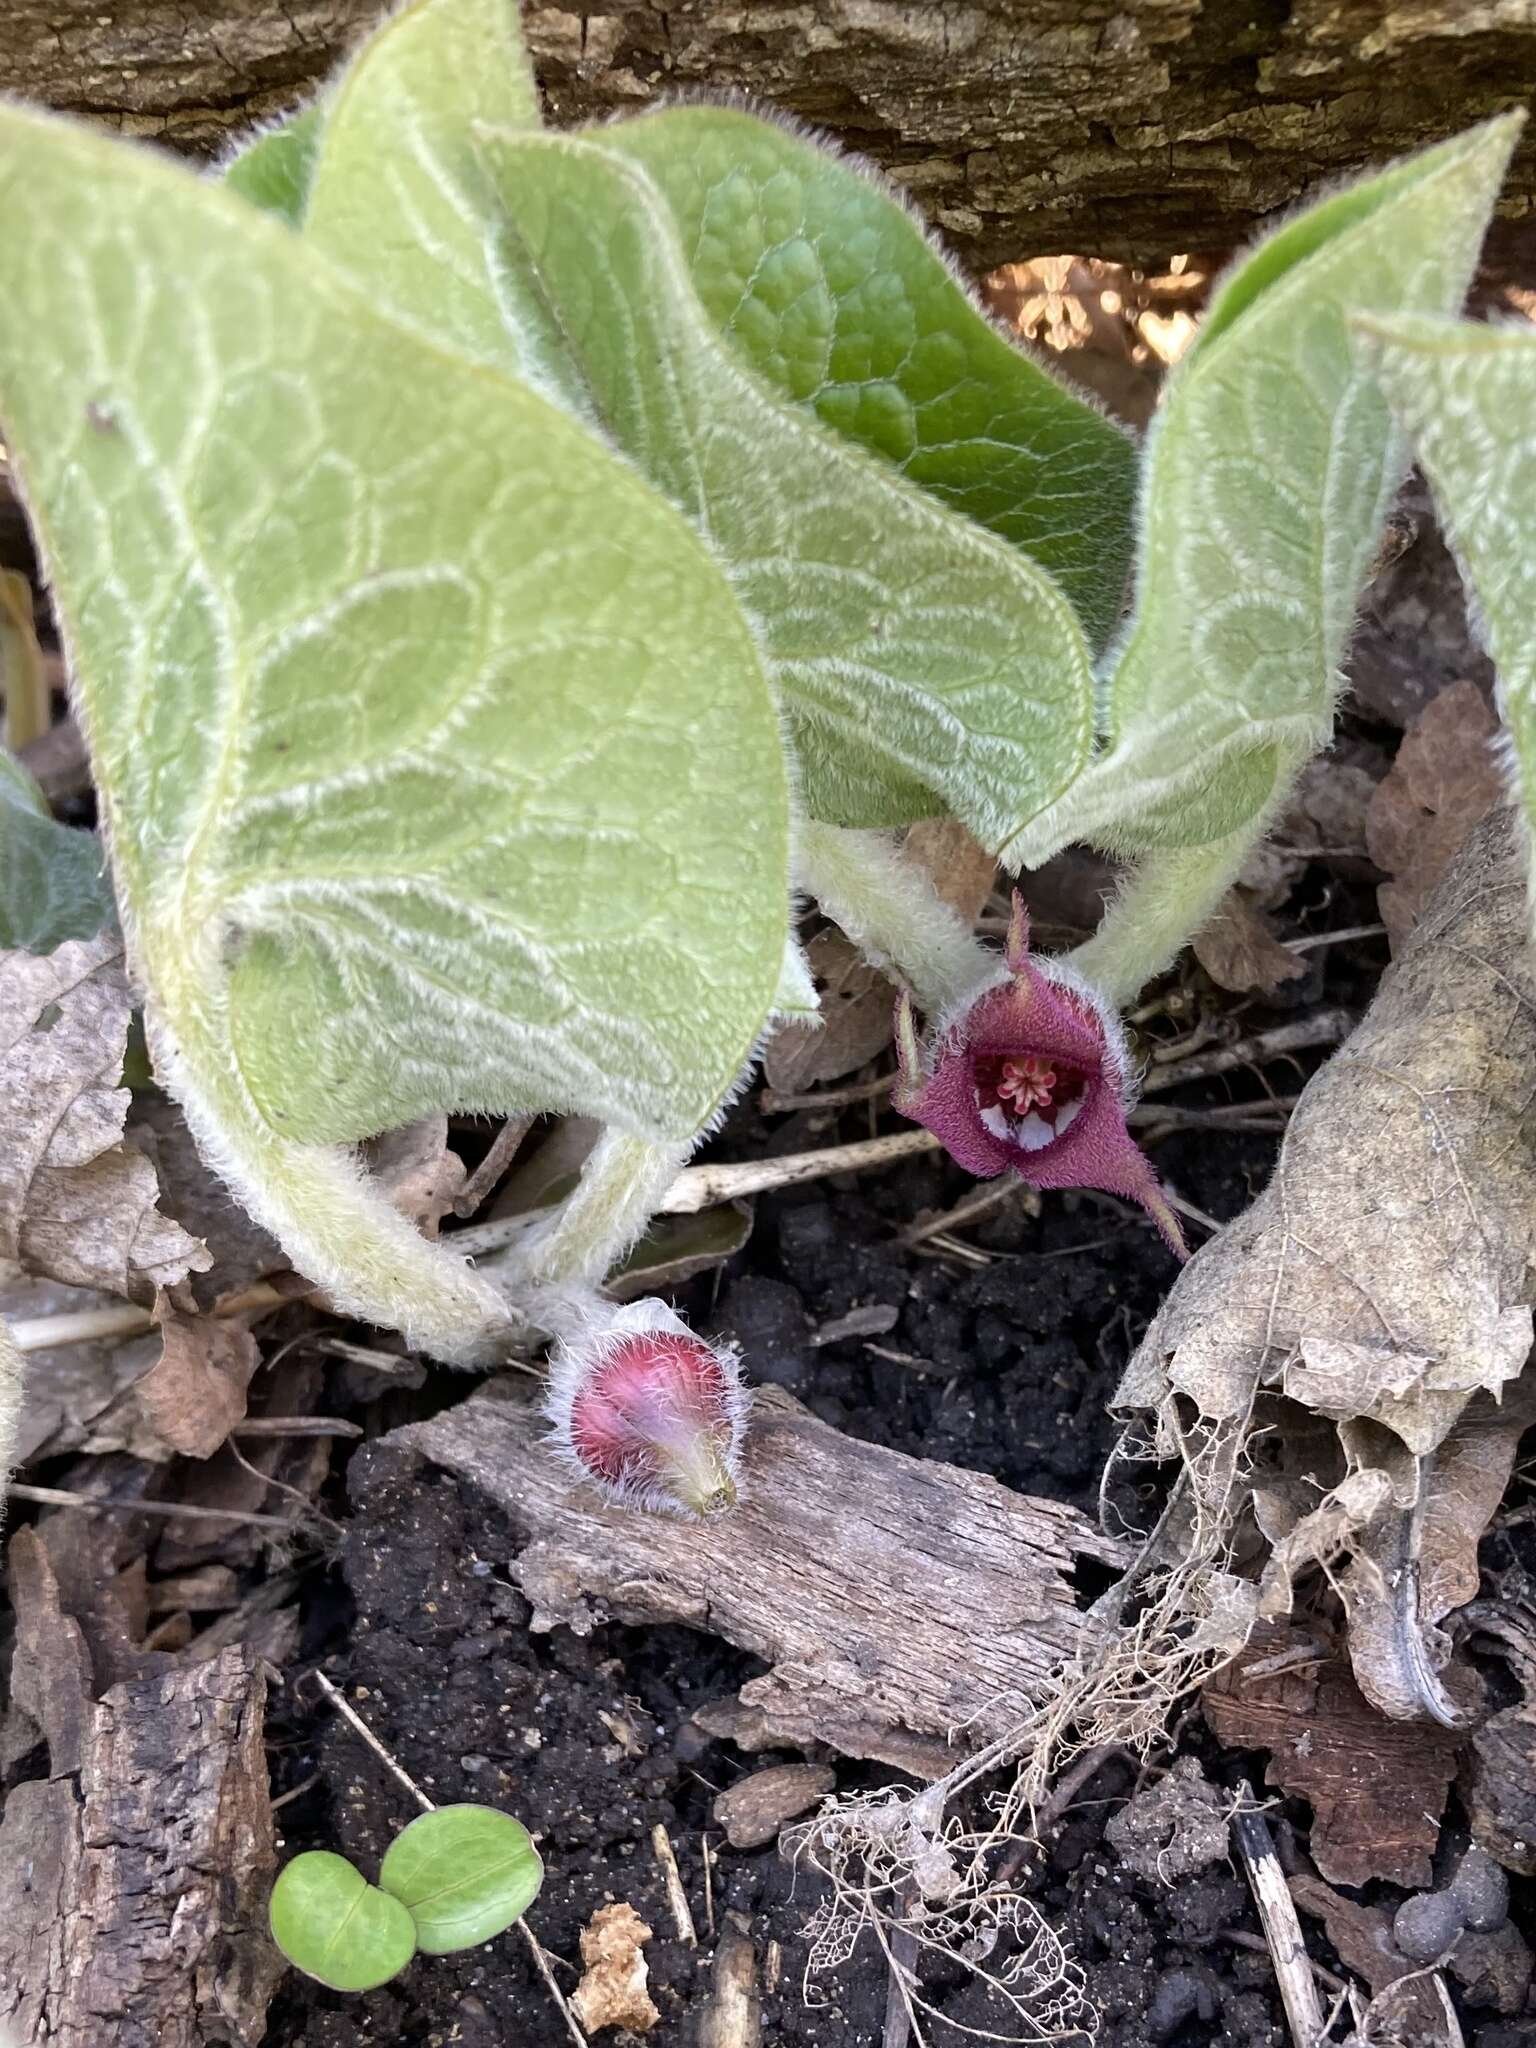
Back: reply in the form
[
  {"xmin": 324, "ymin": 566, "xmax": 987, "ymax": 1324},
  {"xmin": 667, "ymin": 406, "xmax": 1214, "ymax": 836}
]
[
  {"xmin": 0, "ymin": 1527, "xmax": 280, "ymax": 2043},
  {"xmin": 713, "ymin": 1763, "xmax": 836, "ymax": 1848},
  {"xmin": 396, "ymin": 1384, "xmax": 1126, "ymax": 1777}
]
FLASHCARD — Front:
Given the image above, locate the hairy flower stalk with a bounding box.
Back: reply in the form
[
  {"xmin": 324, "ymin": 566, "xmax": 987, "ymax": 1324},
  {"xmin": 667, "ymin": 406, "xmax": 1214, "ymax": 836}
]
[
  {"xmin": 893, "ymin": 899, "xmax": 1188, "ymax": 1258},
  {"xmin": 544, "ymin": 1298, "xmax": 749, "ymax": 1517}
]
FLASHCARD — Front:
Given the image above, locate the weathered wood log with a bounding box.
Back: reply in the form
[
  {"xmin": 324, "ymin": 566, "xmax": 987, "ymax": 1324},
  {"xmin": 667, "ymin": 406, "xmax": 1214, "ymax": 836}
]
[
  {"xmin": 4, "ymin": 3, "xmax": 1535, "ymax": 269},
  {"xmin": 0, "ymin": 1527, "xmax": 281, "ymax": 2048},
  {"xmin": 396, "ymin": 1381, "xmax": 1127, "ymax": 1778}
]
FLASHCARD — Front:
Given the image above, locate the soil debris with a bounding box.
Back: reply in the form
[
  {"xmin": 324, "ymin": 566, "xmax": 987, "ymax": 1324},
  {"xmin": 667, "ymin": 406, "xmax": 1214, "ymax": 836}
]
[{"xmin": 1104, "ymin": 1755, "xmax": 1229, "ymax": 1883}]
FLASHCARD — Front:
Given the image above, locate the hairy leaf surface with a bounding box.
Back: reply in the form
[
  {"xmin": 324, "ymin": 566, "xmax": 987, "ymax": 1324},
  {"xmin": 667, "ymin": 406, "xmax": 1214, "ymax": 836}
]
[
  {"xmin": 1010, "ymin": 118, "xmax": 1520, "ymax": 868},
  {"xmin": 0, "ymin": 107, "xmax": 789, "ymax": 1352},
  {"xmin": 1357, "ymin": 313, "xmax": 1536, "ymax": 924},
  {"xmin": 604, "ymin": 105, "xmax": 1138, "ymax": 649},
  {"xmin": 301, "ymin": 0, "xmax": 586, "ymax": 411},
  {"xmin": 485, "ymin": 129, "xmax": 1097, "ymax": 843},
  {"xmin": 0, "ymin": 752, "xmax": 114, "ymax": 952}
]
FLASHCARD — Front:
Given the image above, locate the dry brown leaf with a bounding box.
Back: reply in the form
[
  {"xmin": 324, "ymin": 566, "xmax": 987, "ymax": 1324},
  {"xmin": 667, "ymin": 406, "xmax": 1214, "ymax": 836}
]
[
  {"xmin": 131, "ymin": 1299, "xmax": 261, "ymax": 1460},
  {"xmin": 761, "ymin": 930, "xmax": 894, "ymax": 1094},
  {"xmin": 1192, "ymin": 888, "xmax": 1308, "ymax": 995},
  {"xmin": 1368, "ymin": 678, "xmax": 1504, "ymax": 949},
  {"xmin": 0, "ymin": 931, "xmax": 207, "ymax": 1302},
  {"xmin": 1204, "ymin": 1627, "xmax": 1464, "ymax": 1887},
  {"xmin": 902, "ymin": 817, "xmax": 998, "ymax": 923},
  {"xmin": 570, "ymin": 1902, "xmax": 659, "ymax": 2035},
  {"xmin": 367, "ymin": 1113, "xmax": 467, "ymax": 1235},
  {"xmin": 1120, "ymin": 810, "xmax": 1536, "ymax": 1720}
]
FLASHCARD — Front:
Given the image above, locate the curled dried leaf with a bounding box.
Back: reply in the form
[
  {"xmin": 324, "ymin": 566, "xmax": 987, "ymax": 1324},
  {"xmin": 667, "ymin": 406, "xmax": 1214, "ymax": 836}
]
[
  {"xmin": 0, "ymin": 932, "xmax": 207, "ymax": 1302},
  {"xmin": 1121, "ymin": 809, "xmax": 1536, "ymax": 1720}
]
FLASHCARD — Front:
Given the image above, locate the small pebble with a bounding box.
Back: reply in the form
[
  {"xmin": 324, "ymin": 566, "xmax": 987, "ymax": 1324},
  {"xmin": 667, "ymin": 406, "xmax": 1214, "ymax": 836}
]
[
  {"xmin": 1146, "ymin": 1968, "xmax": 1212, "ymax": 2043},
  {"xmin": 1393, "ymin": 1888, "xmax": 1466, "ymax": 1962},
  {"xmin": 712, "ymin": 1763, "xmax": 835, "ymax": 1849},
  {"xmin": 1449, "ymin": 1845, "xmax": 1511, "ymax": 1933}
]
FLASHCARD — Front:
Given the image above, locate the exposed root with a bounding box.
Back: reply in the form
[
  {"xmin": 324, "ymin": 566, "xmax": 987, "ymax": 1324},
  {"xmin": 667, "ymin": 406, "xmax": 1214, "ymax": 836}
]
[
  {"xmin": 787, "ymin": 1787, "xmax": 1097, "ymax": 2045},
  {"xmin": 783, "ymin": 1390, "xmax": 1264, "ymax": 2044}
]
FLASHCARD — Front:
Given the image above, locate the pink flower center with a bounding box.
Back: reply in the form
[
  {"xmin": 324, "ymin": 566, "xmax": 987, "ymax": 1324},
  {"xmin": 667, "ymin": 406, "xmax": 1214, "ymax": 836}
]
[
  {"xmin": 972, "ymin": 1051, "xmax": 1090, "ymax": 1152},
  {"xmin": 994, "ymin": 1054, "xmax": 1058, "ymax": 1114}
]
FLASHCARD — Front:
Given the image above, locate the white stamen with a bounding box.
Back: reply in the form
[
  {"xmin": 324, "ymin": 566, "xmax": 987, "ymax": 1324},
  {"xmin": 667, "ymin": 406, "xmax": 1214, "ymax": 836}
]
[
  {"xmin": 1015, "ymin": 1112, "xmax": 1055, "ymax": 1152},
  {"xmin": 1055, "ymin": 1096, "xmax": 1084, "ymax": 1135}
]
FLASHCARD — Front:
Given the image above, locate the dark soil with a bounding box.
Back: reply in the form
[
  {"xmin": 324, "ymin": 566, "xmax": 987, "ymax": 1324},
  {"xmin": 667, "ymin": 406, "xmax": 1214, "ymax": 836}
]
[{"xmin": 261, "ymin": 1102, "xmax": 1301, "ymax": 2048}]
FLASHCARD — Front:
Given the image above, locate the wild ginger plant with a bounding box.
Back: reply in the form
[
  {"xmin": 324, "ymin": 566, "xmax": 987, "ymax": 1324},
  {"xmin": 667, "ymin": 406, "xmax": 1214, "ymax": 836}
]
[{"xmin": 0, "ymin": 0, "xmax": 1525, "ymax": 1497}]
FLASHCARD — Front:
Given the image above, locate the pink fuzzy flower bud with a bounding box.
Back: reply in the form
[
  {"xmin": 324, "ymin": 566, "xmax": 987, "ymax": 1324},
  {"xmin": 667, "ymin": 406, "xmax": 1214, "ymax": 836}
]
[
  {"xmin": 545, "ymin": 1299, "xmax": 749, "ymax": 1517},
  {"xmin": 893, "ymin": 898, "xmax": 1188, "ymax": 1259}
]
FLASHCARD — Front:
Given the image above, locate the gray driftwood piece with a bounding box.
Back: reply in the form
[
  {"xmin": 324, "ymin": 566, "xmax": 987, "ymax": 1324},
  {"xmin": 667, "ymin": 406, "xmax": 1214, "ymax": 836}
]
[
  {"xmin": 396, "ymin": 1382, "xmax": 1126, "ymax": 1777},
  {"xmin": 6, "ymin": 3, "xmax": 1536, "ymax": 269}
]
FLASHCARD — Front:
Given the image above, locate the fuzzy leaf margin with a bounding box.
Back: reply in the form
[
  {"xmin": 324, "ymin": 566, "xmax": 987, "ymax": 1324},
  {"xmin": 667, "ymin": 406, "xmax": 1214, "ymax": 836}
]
[
  {"xmin": 0, "ymin": 104, "xmax": 790, "ymax": 1357},
  {"xmin": 1010, "ymin": 116, "xmax": 1522, "ymax": 869},
  {"xmin": 1353, "ymin": 311, "xmax": 1536, "ymax": 931}
]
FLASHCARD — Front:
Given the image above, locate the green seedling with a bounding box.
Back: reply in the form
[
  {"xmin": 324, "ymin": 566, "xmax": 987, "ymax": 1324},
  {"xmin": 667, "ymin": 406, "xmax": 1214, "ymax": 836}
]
[{"xmin": 270, "ymin": 1804, "xmax": 543, "ymax": 1990}]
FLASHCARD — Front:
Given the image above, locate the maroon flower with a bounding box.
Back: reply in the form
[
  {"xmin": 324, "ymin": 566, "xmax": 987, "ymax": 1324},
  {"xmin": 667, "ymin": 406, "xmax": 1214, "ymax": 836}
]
[
  {"xmin": 545, "ymin": 1299, "xmax": 749, "ymax": 1517},
  {"xmin": 893, "ymin": 898, "xmax": 1187, "ymax": 1258}
]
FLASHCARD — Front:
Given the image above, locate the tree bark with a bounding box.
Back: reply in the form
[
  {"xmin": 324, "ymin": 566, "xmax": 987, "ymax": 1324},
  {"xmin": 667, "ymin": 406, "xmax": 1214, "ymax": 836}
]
[{"xmin": 4, "ymin": 2, "xmax": 1534, "ymax": 268}]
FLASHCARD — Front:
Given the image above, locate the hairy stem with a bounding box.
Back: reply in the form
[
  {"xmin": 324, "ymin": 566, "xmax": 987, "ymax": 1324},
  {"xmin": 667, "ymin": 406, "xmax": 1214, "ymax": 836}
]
[
  {"xmin": 518, "ymin": 1128, "xmax": 691, "ymax": 1296},
  {"xmin": 796, "ymin": 820, "xmax": 993, "ymax": 1016},
  {"xmin": 149, "ymin": 1008, "xmax": 522, "ymax": 1366},
  {"xmin": 1067, "ymin": 823, "xmax": 1266, "ymax": 1007}
]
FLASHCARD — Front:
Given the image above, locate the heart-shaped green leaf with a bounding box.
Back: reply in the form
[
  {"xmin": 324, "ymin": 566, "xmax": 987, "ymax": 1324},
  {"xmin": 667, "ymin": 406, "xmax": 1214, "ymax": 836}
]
[
  {"xmin": 483, "ymin": 128, "xmax": 1098, "ymax": 845},
  {"xmin": 1355, "ymin": 312, "xmax": 1536, "ymax": 932},
  {"xmin": 270, "ymin": 1850, "xmax": 418, "ymax": 1991},
  {"xmin": 379, "ymin": 1804, "xmax": 544, "ymax": 1953},
  {"xmin": 0, "ymin": 104, "xmax": 789, "ymax": 1358},
  {"xmin": 1010, "ymin": 116, "xmax": 1521, "ymax": 869},
  {"xmin": 0, "ymin": 752, "xmax": 114, "ymax": 953},
  {"xmin": 602, "ymin": 104, "xmax": 1138, "ymax": 651}
]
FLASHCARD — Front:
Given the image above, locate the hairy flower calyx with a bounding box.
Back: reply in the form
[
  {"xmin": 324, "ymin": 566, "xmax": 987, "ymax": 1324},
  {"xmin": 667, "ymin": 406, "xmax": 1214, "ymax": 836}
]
[
  {"xmin": 544, "ymin": 1298, "xmax": 749, "ymax": 1518},
  {"xmin": 893, "ymin": 898, "xmax": 1188, "ymax": 1258}
]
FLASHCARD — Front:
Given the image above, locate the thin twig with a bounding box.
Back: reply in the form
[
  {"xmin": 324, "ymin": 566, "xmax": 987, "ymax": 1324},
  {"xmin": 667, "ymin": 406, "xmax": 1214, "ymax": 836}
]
[
  {"xmin": 8, "ymin": 1481, "xmax": 295, "ymax": 1530},
  {"xmin": 311, "ymin": 1669, "xmax": 435, "ymax": 1812},
  {"xmin": 308, "ymin": 1669, "xmax": 590, "ymax": 2048},
  {"xmin": 454, "ymin": 1115, "xmax": 536, "ymax": 1216},
  {"xmin": 654, "ymin": 1130, "xmax": 940, "ymax": 1213},
  {"xmin": 898, "ymin": 1179, "xmax": 1028, "ymax": 1249},
  {"xmin": 1284, "ymin": 923, "xmax": 1386, "ymax": 953},
  {"xmin": 231, "ymin": 1415, "xmax": 363, "ymax": 1439},
  {"xmin": 650, "ymin": 1824, "xmax": 698, "ymax": 1946},
  {"xmin": 7, "ymin": 1278, "xmax": 298, "ymax": 1353},
  {"xmin": 1231, "ymin": 1788, "xmax": 1325, "ymax": 2048},
  {"xmin": 1144, "ymin": 1010, "xmax": 1354, "ymax": 1093},
  {"xmin": 702, "ymin": 1834, "xmax": 717, "ymax": 1940},
  {"xmin": 759, "ymin": 1071, "xmax": 896, "ymax": 1115}
]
